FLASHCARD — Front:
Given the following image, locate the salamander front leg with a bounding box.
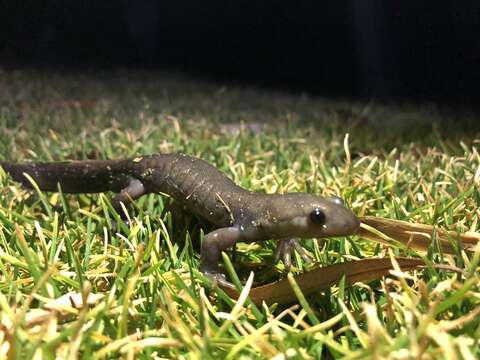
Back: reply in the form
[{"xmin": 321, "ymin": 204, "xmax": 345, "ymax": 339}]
[
  {"xmin": 112, "ymin": 178, "xmax": 146, "ymax": 221},
  {"xmin": 274, "ymin": 238, "xmax": 313, "ymax": 271},
  {"xmin": 200, "ymin": 227, "xmax": 242, "ymax": 288}
]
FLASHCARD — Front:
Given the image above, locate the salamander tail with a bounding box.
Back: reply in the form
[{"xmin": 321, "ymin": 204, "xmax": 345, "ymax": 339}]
[
  {"xmin": 0, "ymin": 161, "xmax": 37, "ymax": 189},
  {"xmin": 0, "ymin": 160, "xmax": 123, "ymax": 193}
]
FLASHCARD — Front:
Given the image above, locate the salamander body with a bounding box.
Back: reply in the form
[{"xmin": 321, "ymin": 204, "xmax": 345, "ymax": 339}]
[{"xmin": 0, "ymin": 154, "xmax": 360, "ymax": 284}]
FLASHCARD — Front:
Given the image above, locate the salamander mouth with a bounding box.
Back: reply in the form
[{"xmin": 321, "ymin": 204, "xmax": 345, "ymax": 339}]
[
  {"xmin": 325, "ymin": 215, "xmax": 361, "ymax": 236},
  {"xmin": 276, "ymin": 212, "xmax": 360, "ymax": 239}
]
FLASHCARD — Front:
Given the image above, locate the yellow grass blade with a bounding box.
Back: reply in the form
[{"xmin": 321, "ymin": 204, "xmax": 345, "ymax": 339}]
[{"xmin": 358, "ymin": 216, "xmax": 480, "ymax": 253}]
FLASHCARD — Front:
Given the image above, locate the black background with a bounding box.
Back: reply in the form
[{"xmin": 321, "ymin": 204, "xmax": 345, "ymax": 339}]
[{"xmin": 1, "ymin": 1, "xmax": 479, "ymax": 100}]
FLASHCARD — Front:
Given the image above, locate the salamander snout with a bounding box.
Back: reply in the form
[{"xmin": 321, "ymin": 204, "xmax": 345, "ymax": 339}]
[
  {"xmin": 334, "ymin": 209, "xmax": 360, "ymax": 234},
  {"xmin": 264, "ymin": 193, "xmax": 360, "ymax": 239},
  {"xmin": 306, "ymin": 197, "xmax": 360, "ymax": 237}
]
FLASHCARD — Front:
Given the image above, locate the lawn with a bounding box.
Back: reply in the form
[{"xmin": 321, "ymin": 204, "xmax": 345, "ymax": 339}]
[{"xmin": 0, "ymin": 70, "xmax": 479, "ymax": 359}]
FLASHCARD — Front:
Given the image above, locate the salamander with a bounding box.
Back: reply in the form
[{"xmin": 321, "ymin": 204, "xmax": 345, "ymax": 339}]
[{"xmin": 0, "ymin": 154, "xmax": 360, "ymax": 285}]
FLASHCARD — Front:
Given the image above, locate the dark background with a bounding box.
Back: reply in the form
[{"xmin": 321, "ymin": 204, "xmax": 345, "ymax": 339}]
[{"xmin": 1, "ymin": 1, "xmax": 479, "ymax": 100}]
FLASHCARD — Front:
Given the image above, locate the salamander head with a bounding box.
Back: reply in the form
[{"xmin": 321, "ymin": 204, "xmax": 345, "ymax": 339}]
[{"xmin": 261, "ymin": 193, "xmax": 360, "ymax": 239}]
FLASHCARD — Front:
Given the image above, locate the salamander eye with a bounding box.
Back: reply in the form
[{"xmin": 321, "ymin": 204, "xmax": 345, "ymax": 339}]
[{"xmin": 310, "ymin": 208, "xmax": 326, "ymax": 225}]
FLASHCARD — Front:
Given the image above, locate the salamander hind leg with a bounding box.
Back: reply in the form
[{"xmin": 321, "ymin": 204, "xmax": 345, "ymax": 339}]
[
  {"xmin": 200, "ymin": 227, "xmax": 242, "ymax": 288},
  {"xmin": 274, "ymin": 238, "xmax": 313, "ymax": 272},
  {"xmin": 111, "ymin": 178, "xmax": 146, "ymax": 220}
]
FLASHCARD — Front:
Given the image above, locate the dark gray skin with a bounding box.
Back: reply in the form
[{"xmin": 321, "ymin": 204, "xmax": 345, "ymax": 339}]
[{"xmin": 0, "ymin": 154, "xmax": 360, "ymax": 286}]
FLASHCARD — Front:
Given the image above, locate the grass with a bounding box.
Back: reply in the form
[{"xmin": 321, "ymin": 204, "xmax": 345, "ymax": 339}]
[{"xmin": 0, "ymin": 70, "xmax": 480, "ymax": 358}]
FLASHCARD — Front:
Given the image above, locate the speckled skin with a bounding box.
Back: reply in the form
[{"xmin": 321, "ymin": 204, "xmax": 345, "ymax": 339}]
[{"xmin": 1, "ymin": 154, "xmax": 360, "ymax": 283}]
